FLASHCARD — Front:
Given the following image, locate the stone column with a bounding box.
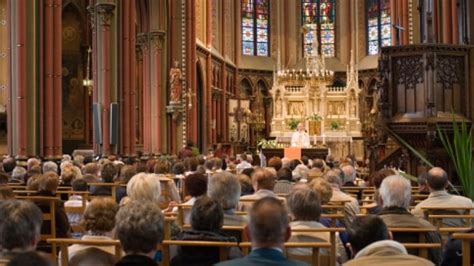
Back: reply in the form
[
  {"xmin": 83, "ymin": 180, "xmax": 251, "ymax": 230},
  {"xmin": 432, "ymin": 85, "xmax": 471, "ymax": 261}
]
[
  {"xmin": 41, "ymin": 0, "xmax": 62, "ymax": 159},
  {"xmin": 442, "ymin": 0, "xmax": 452, "ymax": 43},
  {"xmin": 43, "ymin": 0, "xmax": 54, "ymax": 158},
  {"xmin": 150, "ymin": 31, "xmax": 165, "ymax": 154},
  {"xmin": 96, "ymin": 3, "xmax": 115, "ymax": 156},
  {"xmin": 137, "ymin": 33, "xmax": 151, "ymax": 154},
  {"xmin": 119, "ymin": 0, "xmax": 137, "ymax": 157},
  {"xmin": 14, "ymin": 0, "xmax": 27, "ymax": 159},
  {"xmin": 52, "ymin": 0, "xmax": 62, "ymax": 157}
]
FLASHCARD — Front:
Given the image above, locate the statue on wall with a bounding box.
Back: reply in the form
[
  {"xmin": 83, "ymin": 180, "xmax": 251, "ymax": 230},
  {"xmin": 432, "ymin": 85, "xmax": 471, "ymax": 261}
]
[
  {"xmin": 169, "ymin": 61, "xmax": 183, "ymax": 104},
  {"xmin": 274, "ymin": 90, "xmax": 282, "ymax": 117}
]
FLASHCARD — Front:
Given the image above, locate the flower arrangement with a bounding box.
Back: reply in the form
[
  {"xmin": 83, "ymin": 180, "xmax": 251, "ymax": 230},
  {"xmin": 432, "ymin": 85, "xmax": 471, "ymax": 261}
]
[
  {"xmin": 257, "ymin": 138, "xmax": 278, "ymax": 149},
  {"xmin": 288, "ymin": 118, "xmax": 301, "ymax": 130},
  {"xmin": 306, "ymin": 113, "xmax": 323, "ymax": 121}
]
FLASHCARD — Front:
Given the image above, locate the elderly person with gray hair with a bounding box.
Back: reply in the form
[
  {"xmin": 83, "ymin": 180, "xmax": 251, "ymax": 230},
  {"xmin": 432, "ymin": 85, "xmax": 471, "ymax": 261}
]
[
  {"xmin": 0, "ymin": 200, "xmax": 43, "ymax": 263},
  {"xmin": 324, "ymin": 170, "xmax": 359, "ymax": 226},
  {"xmin": 26, "ymin": 157, "xmax": 41, "ymax": 171},
  {"xmin": 42, "ymin": 161, "xmax": 58, "ymax": 174},
  {"xmin": 378, "ymin": 175, "xmax": 442, "ymax": 265},
  {"xmin": 341, "ymin": 164, "xmax": 356, "ymax": 187},
  {"xmin": 120, "ymin": 173, "xmax": 162, "ymax": 206},
  {"xmin": 11, "ymin": 166, "xmax": 26, "ymax": 184},
  {"xmin": 208, "ymin": 171, "xmax": 247, "ymax": 226},
  {"xmin": 287, "ymin": 188, "xmax": 347, "ymax": 263},
  {"xmin": 115, "ymin": 200, "xmax": 164, "ymax": 266}
]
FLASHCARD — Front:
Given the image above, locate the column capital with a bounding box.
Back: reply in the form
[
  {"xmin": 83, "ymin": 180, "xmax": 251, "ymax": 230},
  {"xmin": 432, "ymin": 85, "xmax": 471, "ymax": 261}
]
[
  {"xmin": 87, "ymin": 5, "xmax": 95, "ymax": 29},
  {"xmin": 95, "ymin": 3, "xmax": 115, "ymax": 26},
  {"xmin": 137, "ymin": 33, "xmax": 149, "ymax": 48},
  {"xmin": 149, "ymin": 31, "xmax": 166, "ymax": 50}
]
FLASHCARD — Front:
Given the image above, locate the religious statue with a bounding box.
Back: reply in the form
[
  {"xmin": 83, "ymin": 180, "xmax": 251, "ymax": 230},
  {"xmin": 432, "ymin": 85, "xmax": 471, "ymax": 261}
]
[
  {"xmin": 274, "ymin": 90, "xmax": 282, "ymax": 117},
  {"xmin": 169, "ymin": 61, "xmax": 183, "ymax": 104}
]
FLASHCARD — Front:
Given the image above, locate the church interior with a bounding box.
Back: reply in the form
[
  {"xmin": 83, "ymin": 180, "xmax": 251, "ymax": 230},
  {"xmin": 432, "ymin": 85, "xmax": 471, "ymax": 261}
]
[{"xmin": 0, "ymin": 0, "xmax": 474, "ymax": 265}]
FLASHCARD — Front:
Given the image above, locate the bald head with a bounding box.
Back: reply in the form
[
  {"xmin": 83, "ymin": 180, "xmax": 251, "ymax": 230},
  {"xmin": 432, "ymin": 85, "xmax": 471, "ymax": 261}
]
[
  {"xmin": 427, "ymin": 167, "xmax": 448, "ymax": 191},
  {"xmin": 249, "ymin": 197, "xmax": 290, "ymax": 247}
]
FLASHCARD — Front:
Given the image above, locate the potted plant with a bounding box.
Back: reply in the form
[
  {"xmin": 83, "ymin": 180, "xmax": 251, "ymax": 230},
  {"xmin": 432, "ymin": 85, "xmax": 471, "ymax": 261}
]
[
  {"xmin": 330, "ymin": 121, "xmax": 340, "ymax": 130},
  {"xmin": 288, "ymin": 118, "xmax": 300, "ymax": 131},
  {"xmin": 438, "ymin": 116, "xmax": 473, "ymax": 199}
]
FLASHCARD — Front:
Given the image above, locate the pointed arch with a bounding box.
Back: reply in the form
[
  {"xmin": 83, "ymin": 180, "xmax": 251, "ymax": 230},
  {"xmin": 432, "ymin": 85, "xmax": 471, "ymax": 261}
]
[{"xmin": 240, "ymin": 77, "xmax": 254, "ymax": 98}]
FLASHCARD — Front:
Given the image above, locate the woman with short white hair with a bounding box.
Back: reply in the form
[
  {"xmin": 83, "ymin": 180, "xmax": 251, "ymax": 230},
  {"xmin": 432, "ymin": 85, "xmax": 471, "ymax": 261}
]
[{"xmin": 120, "ymin": 173, "xmax": 162, "ymax": 206}]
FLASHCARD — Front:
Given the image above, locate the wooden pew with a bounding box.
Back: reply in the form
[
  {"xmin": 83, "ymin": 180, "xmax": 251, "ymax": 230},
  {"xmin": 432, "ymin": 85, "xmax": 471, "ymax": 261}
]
[
  {"xmin": 17, "ymin": 196, "xmax": 58, "ymax": 259},
  {"xmin": 290, "ymin": 227, "xmax": 345, "ymax": 266},
  {"xmin": 388, "ymin": 227, "xmax": 442, "ymax": 259},
  {"xmin": 47, "ymin": 238, "xmax": 122, "ymax": 266},
  {"xmin": 452, "ymin": 232, "xmax": 474, "ymax": 266},
  {"xmin": 161, "ymin": 240, "xmax": 239, "ymax": 266}
]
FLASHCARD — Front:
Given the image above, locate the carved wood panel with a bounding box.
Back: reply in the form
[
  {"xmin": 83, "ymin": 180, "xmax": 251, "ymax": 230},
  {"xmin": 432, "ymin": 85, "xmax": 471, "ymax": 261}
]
[{"xmin": 392, "ymin": 55, "xmax": 424, "ymax": 114}]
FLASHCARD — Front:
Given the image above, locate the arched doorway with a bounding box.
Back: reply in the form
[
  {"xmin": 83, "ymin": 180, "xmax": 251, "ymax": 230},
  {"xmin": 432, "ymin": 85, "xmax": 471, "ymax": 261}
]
[{"xmin": 62, "ymin": 3, "xmax": 91, "ymax": 154}]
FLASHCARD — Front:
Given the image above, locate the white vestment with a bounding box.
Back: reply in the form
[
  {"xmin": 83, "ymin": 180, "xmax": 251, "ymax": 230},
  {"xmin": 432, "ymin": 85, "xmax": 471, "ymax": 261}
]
[{"xmin": 291, "ymin": 131, "xmax": 311, "ymax": 147}]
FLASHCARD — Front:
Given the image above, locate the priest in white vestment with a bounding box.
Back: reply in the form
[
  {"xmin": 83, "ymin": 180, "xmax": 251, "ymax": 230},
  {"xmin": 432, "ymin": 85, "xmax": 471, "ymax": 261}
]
[{"xmin": 291, "ymin": 123, "xmax": 311, "ymax": 148}]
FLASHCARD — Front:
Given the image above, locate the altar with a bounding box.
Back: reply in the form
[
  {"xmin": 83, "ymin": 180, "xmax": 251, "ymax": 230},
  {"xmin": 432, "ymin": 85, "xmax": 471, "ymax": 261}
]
[
  {"xmin": 270, "ymin": 39, "xmax": 363, "ymax": 161},
  {"xmin": 262, "ymin": 147, "xmax": 328, "ymax": 161}
]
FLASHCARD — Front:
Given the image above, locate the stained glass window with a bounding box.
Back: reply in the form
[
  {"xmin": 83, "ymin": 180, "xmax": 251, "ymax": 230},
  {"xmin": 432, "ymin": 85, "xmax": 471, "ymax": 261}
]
[
  {"xmin": 367, "ymin": 0, "xmax": 392, "ymax": 55},
  {"xmin": 242, "ymin": 0, "xmax": 270, "ymax": 56},
  {"xmin": 301, "ymin": 0, "xmax": 336, "ymax": 57}
]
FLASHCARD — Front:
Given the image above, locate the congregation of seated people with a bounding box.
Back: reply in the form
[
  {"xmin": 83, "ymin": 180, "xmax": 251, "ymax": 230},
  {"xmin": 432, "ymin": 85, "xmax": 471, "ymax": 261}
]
[{"xmin": 0, "ymin": 150, "xmax": 472, "ymax": 265}]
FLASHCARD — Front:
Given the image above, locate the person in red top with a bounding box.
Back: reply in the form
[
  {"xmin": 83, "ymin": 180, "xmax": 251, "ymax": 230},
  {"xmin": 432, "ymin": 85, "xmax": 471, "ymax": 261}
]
[{"xmin": 178, "ymin": 140, "xmax": 195, "ymax": 160}]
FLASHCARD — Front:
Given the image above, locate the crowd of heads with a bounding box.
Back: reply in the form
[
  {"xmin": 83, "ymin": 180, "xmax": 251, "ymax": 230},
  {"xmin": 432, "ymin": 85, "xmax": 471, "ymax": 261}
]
[{"xmin": 0, "ymin": 149, "xmax": 455, "ymax": 264}]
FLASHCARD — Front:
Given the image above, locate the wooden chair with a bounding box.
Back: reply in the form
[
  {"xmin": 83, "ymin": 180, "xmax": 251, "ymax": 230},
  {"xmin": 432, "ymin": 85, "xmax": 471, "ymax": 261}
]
[
  {"xmin": 161, "ymin": 240, "xmax": 238, "ymax": 266},
  {"xmin": 239, "ymin": 197, "xmax": 286, "ymax": 211},
  {"xmin": 8, "ymin": 184, "xmax": 27, "ymax": 190},
  {"xmin": 57, "ymin": 191, "xmax": 89, "ymax": 205},
  {"xmin": 47, "ymin": 238, "xmax": 122, "ymax": 266},
  {"xmin": 422, "ymin": 206, "xmax": 473, "ymax": 228},
  {"xmin": 176, "ymin": 204, "xmax": 193, "ymax": 226},
  {"xmin": 63, "ymin": 194, "xmax": 89, "ymax": 235},
  {"xmin": 452, "ymin": 232, "xmax": 474, "ymax": 266},
  {"xmin": 13, "ymin": 190, "xmax": 45, "ymax": 197},
  {"xmin": 88, "ymin": 182, "xmax": 117, "ymax": 201},
  {"xmin": 17, "ymin": 196, "xmax": 58, "ymax": 258},
  {"xmin": 290, "ymin": 227, "xmax": 345, "ymax": 266},
  {"xmin": 239, "ymin": 242, "xmax": 331, "ymax": 266},
  {"xmin": 388, "ymin": 227, "xmax": 442, "ymax": 259},
  {"xmin": 322, "ymin": 203, "xmax": 346, "ymax": 227}
]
